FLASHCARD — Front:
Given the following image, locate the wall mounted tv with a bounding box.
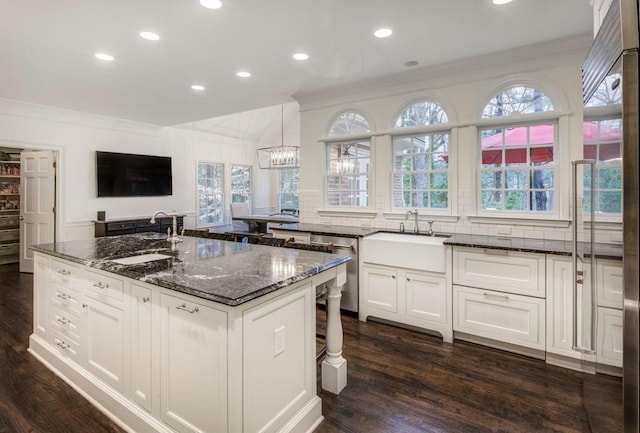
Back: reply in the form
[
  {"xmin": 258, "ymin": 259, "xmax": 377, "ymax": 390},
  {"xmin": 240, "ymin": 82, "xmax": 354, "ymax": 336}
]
[{"xmin": 96, "ymin": 151, "xmax": 173, "ymax": 197}]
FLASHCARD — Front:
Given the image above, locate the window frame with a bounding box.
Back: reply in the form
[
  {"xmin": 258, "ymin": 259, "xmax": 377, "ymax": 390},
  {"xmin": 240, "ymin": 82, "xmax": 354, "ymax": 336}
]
[
  {"xmin": 390, "ymin": 99, "xmax": 452, "ymax": 213},
  {"xmin": 477, "ymin": 120, "xmax": 559, "ymax": 215},
  {"xmin": 476, "ymin": 85, "xmax": 560, "ymax": 218},
  {"xmin": 230, "ymin": 164, "xmax": 252, "ymax": 207},
  {"xmin": 278, "ymin": 168, "xmax": 299, "ymax": 212},
  {"xmin": 196, "ymin": 161, "xmax": 225, "ymax": 228},
  {"xmin": 582, "ymin": 110, "xmax": 623, "ymax": 219},
  {"xmin": 325, "ymin": 139, "xmax": 372, "ymax": 209}
]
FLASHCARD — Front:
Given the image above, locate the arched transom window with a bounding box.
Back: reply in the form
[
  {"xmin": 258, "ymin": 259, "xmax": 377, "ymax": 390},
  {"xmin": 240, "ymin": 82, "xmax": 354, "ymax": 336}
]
[
  {"xmin": 392, "ymin": 101, "xmax": 450, "ymax": 210},
  {"xmin": 479, "ymin": 86, "xmax": 557, "ymax": 213},
  {"xmin": 328, "ymin": 111, "xmax": 371, "ymax": 136}
]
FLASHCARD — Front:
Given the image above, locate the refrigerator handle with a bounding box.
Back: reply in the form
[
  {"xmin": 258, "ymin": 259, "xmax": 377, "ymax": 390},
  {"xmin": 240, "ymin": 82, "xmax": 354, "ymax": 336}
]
[{"xmin": 571, "ymin": 159, "xmax": 597, "ymax": 355}]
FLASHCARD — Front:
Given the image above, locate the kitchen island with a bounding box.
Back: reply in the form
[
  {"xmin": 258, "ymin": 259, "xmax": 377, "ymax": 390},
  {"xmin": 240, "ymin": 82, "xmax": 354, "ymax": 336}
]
[{"xmin": 28, "ymin": 233, "xmax": 349, "ymax": 433}]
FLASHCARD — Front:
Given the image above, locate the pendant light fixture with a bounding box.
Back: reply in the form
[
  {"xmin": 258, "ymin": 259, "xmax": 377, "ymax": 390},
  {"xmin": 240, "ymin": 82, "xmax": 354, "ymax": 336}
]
[{"xmin": 257, "ymin": 105, "xmax": 300, "ymax": 169}]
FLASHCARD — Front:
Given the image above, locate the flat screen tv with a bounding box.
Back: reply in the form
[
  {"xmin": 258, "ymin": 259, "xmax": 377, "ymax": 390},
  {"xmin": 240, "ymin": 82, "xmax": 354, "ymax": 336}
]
[{"xmin": 96, "ymin": 151, "xmax": 173, "ymax": 197}]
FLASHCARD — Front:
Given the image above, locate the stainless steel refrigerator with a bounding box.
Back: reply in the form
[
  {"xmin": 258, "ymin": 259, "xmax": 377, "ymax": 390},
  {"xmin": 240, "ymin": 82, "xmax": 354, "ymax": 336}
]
[{"xmin": 582, "ymin": 0, "xmax": 639, "ymax": 431}]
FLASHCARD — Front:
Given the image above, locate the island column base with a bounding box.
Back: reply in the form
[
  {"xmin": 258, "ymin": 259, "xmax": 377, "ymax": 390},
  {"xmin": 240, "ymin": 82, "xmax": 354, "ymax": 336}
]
[{"xmin": 321, "ymin": 357, "xmax": 347, "ymax": 394}]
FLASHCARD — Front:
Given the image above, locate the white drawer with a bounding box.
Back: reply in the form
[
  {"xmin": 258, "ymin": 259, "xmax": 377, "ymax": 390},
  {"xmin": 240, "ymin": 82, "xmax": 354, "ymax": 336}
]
[
  {"xmin": 50, "ymin": 305, "xmax": 81, "ymax": 342},
  {"xmin": 52, "ymin": 330, "xmax": 81, "ymax": 363},
  {"xmin": 50, "ymin": 281, "xmax": 82, "ymax": 318},
  {"xmin": 596, "ymin": 259, "xmax": 623, "ymax": 309},
  {"xmin": 51, "ymin": 258, "xmax": 85, "ymax": 290},
  {"xmin": 453, "ymin": 247, "xmax": 545, "ymax": 298},
  {"xmin": 454, "ymin": 285, "xmax": 545, "ymax": 350},
  {"xmin": 85, "ymin": 268, "xmax": 125, "ymax": 304},
  {"xmin": 597, "ymin": 307, "xmax": 623, "ymax": 367}
]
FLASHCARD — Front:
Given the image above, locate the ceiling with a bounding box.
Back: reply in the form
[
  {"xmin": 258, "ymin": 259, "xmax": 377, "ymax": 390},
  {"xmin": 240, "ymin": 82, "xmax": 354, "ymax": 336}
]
[{"xmin": 0, "ymin": 0, "xmax": 593, "ymax": 127}]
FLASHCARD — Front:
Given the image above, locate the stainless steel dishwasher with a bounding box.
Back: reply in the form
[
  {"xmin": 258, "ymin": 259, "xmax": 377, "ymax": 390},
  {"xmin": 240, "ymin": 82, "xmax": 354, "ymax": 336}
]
[{"xmin": 310, "ymin": 234, "xmax": 358, "ymax": 313}]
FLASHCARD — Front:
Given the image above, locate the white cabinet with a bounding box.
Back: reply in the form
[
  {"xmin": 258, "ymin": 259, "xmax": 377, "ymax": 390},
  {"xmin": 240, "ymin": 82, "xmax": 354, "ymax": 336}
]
[
  {"xmin": 160, "ymin": 293, "xmax": 228, "ymax": 433},
  {"xmin": 130, "ymin": 283, "xmax": 152, "ymax": 412},
  {"xmin": 597, "ymin": 307, "xmax": 623, "ymax": 367},
  {"xmin": 545, "ymin": 255, "xmax": 596, "ymax": 362},
  {"xmin": 361, "ymin": 265, "xmax": 399, "ymax": 314},
  {"xmin": 596, "ymin": 258, "xmax": 623, "ymax": 309},
  {"xmin": 83, "ymin": 295, "xmax": 126, "ymax": 392},
  {"xmin": 453, "ymin": 247, "xmax": 545, "ymax": 298},
  {"xmin": 361, "ymin": 263, "xmax": 451, "ymax": 343},
  {"xmin": 33, "ymin": 254, "xmax": 49, "ymax": 338},
  {"xmin": 453, "ymin": 285, "xmax": 545, "ymax": 351},
  {"xmin": 452, "ymin": 246, "xmax": 546, "ymax": 353}
]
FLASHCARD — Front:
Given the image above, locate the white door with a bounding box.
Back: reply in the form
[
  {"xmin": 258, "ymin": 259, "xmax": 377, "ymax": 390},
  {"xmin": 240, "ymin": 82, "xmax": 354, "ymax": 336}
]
[{"xmin": 20, "ymin": 150, "xmax": 55, "ymax": 273}]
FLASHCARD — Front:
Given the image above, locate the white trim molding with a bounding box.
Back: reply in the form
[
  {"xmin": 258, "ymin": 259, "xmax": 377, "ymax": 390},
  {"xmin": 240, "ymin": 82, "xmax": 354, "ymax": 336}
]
[
  {"xmin": 317, "ymin": 209, "xmax": 378, "ymax": 219},
  {"xmin": 468, "ymin": 215, "xmax": 571, "ymax": 228},
  {"xmin": 382, "ymin": 212, "xmax": 460, "ymax": 224}
]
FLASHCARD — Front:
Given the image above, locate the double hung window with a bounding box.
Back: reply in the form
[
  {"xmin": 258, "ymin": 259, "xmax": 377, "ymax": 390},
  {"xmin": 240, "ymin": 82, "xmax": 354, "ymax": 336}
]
[
  {"xmin": 230, "ymin": 165, "xmax": 251, "ymax": 205},
  {"xmin": 278, "ymin": 168, "xmax": 299, "ymax": 212},
  {"xmin": 479, "ymin": 86, "xmax": 557, "ymax": 213},
  {"xmin": 392, "ymin": 101, "xmax": 450, "ymax": 210},
  {"xmin": 196, "ymin": 162, "xmax": 224, "ymax": 226}
]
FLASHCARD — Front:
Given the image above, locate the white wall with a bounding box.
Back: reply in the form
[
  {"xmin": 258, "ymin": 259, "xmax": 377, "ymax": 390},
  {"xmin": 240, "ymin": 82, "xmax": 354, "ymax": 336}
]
[
  {"xmin": 0, "ymin": 98, "xmax": 298, "ymax": 241},
  {"xmin": 295, "ymin": 38, "xmax": 623, "ymax": 245}
]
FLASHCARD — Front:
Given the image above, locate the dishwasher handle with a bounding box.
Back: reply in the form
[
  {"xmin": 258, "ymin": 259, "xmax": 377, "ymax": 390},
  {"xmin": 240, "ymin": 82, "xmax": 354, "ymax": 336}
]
[{"xmin": 331, "ymin": 244, "xmax": 356, "ymax": 254}]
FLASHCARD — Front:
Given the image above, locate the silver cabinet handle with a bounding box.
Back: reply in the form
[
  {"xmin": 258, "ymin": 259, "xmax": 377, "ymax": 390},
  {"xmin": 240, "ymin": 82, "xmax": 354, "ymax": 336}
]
[
  {"xmin": 57, "ymin": 269, "xmax": 71, "ymax": 276},
  {"xmin": 142, "ymin": 296, "xmax": 150, "ymax": 303},
  {"xmin": 56, "ymin": 341, "xmax": 69, "ymax": 350},
  {"xmin": 56, "ymin": 317, "xmax": 69, "ymax": 325},
  {"xmin": 82, "ymin": 303, "xmax": 88, "ymax": 308},
  {"xmin": 56, "ymin": 292, "xmax": 70, "ymax": 300},
  {"xmin": 93, "ymin": 281, "xmax": 109, "ymax": 289},
  {"xmin": 176, "ymin": 303, "xmax": 199, "ymax": 313},
  {"xmin": 483, "ymin": 249, "xmax": 508, "ymax": 256},
  {"xmin": 483, "ymin": 292, "xmax": 509, "ymax": 301},
  {"xmin": 406, "ymin": 278, "xmax": 411, "ymax": 282}
]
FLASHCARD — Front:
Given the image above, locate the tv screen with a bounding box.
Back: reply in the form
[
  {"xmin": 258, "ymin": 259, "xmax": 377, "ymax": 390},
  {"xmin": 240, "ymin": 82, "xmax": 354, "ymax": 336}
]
[{"xmin": 97, "ymin": 151, "xmax": 173, "ymax": 197}]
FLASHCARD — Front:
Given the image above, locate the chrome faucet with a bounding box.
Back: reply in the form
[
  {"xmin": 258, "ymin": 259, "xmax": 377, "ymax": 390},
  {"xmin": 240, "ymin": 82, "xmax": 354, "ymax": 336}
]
[
  {"xmin": 426, "ymin": 221, "xmax": 434, "ymax": 236},
  {"xmin": 406, "ymin": 209, "xmax": 419, "ymax": 233},
  {"xmin": 150, "ymin": 210, "xmax": 182, "ymax": 246}
]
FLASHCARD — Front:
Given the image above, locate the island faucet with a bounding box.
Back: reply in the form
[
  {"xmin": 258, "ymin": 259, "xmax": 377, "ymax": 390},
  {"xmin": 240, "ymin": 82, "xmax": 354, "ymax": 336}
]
[
  {"xmin": 150, "ymin": 210, "xmax": 182, "ymax": 246},
  {"xmin": 406, "ymin": 209, "xmax": 419, "ymax": 233}
]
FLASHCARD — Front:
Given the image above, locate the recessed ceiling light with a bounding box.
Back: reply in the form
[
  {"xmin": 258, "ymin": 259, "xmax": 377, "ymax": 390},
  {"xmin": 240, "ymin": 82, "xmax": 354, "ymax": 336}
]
[
  {"xmin": 404, "ymin": 60, "xmax": 419, "ymax": 67},
  {"xmin": 139, "ymin": 31, "xmax": 160, "ymax": 41},
  {"xmin": 95, "ymin": 53, "xmax": 114, "ymax": 61},
  {"xmin": 191, "ymin": 84, "xmax": 205, "ymax": 91},
  {"xmin": 293, "ymin": 53, "xmax": 309, "ymax": 61},
  {"xmin": 200, "ymin": 0, "xmax": 222, "ymax": 9},
  {"xmin": 236, "ymin": 71, "xmax": 251, "ymax": 78},
  {"xmin": 492, "ymin": 0, "xmax": 513, "ymax": 4},
  {"xmin": 374, "ymin": 28, "xmax": 393, "ymax": 38}
]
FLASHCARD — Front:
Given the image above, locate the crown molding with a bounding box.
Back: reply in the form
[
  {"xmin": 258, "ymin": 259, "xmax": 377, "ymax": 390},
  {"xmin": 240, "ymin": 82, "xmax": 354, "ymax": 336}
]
[{"xmin": 0, "ymin": 97, "xmax": 161, "ymax": 137}]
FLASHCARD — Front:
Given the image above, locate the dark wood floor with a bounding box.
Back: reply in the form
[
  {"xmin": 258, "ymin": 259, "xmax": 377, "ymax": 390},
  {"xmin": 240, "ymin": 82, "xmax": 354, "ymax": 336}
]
[{"xmin": 0, "ymin": 263, "xmax": 622, "ymax": 433}]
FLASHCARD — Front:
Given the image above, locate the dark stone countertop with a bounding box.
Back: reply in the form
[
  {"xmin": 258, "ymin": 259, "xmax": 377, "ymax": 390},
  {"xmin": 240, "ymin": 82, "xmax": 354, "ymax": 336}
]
[
  {"xmin": 31, "ymin": 233, "xmax": 351, "ymax": 306},
  {"xmin": 443, "ymin": 233, "xmax": 623, "ymax": 259},
  {"xmin": 267, "ymin": 223, "xmax": 377, "ymax": 238}
]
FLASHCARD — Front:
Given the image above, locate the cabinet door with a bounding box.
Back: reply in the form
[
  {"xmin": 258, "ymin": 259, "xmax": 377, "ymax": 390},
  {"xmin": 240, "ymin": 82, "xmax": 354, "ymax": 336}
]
[
  {"xmin": 362, "ymin": 265, "xmax": 399, "ymax": 313},
  {"xmin": 83, "ymin": 297, "xmax": 125, "ymax": 392},
  {"xmin": 406, "ymin": 272, "xmax": 447, "ymax": 324},
  {"xmin": 454, "ymin": 285, "xmax": 545, "ymax": 350},
  {"xmin": 453, "ymin": 247, "xmax": 546, "ymax": 297},
  {"xmin": 596, "ymin": 259, "xmax": 623, "ymax": 309},
  {"xmin": 597, "ymin": 307, "xmax": 623, "ymax": 367},
  {"xmin": 130, "ymin": 283, "xmax": 152, "ymax": 412},
  {"xmin": 160, "ymin": 293, "xmax": 228, "ymax": 433},
  {"xmin": 546, "ymin": 256, "xmax": 596, "ymax": 361}
]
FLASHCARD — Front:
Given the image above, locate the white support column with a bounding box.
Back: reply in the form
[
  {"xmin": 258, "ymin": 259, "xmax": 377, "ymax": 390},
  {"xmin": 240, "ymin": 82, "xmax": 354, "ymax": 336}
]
[{"xmin": 321, "ymin": 264, "xmax": 348, "ymax": 394}]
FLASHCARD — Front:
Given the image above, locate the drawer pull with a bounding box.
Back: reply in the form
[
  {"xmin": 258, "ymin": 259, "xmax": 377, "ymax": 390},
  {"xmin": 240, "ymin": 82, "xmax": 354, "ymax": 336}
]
[
  {"xmin": 406, "ymin": 278, "xmax": 411, "ymax": 282},
  {"xmin": 57, "ymin": 269, "xmax": 71, "ymax": 276},
  {"xmin": 391, "ymin": 275, "xmax": 396, "ymax": 279},
  {"xmin": 142, "ymin": 296, "xmax": 150, "ymax": 303},
  {"xmin": 56, "ymin": 292, "xmax": 70, "ymax": 300},
  {"xmin": 483, "ymin": 249, "xmax": 508, "ymax": 256},
  {"xmin": 93, "ymin": 281, "xmax": 109, "ymax": 289},
  {"xmin": 483, "ymin": 292, "xmax": 509, "ymax": 301},
  {"xmin": 56, "ymin": 341, "xmax": 70, "ymax": 350},
  {"xmin": 176, "ymin": 303, "xmax": 199, "ymax": 314},
  {"xmin": 56, "ymin": 317, "xmax": 70, "ymax": 325}
]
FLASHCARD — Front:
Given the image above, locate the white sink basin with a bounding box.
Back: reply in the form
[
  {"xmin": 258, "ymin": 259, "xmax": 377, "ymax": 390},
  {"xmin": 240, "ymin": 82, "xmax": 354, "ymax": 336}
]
[
  {"xmin": 109, "ymin": 253, "xmax": 172, "ymax": 265},
  {"xmin": 362, "ymin": 232, "xmax": 448, "ymax": 273}
]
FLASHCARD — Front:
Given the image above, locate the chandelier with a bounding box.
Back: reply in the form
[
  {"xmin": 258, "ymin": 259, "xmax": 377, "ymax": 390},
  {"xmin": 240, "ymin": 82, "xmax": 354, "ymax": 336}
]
[{"xmin": 257, "ymin": 105, "xmax": 300, "ymax": 169}]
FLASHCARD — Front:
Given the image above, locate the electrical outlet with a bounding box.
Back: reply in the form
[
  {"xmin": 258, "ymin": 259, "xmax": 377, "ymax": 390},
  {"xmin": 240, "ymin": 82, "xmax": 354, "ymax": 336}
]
[{"xmin": 274, "ymin": 326, "xmax": 285, "ymax": 357}]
